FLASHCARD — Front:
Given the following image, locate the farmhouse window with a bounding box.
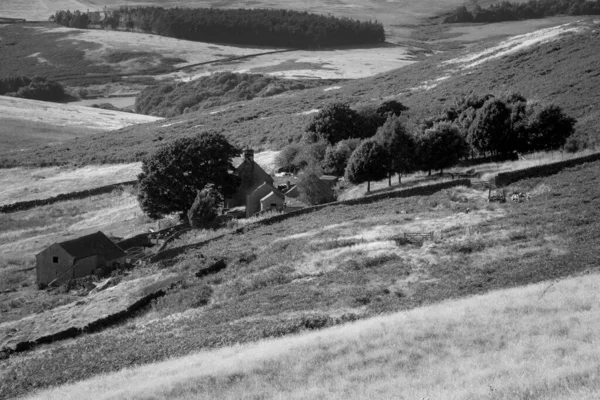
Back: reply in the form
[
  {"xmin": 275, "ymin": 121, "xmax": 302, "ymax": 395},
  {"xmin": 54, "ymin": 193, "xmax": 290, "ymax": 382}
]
[
  {"xmin": 271, "ymin": 203, "xmax": 277, "ymax": 208},
  {"xmin": 53, "ymin": 256, "xmax": 59, "ymax": 263}
]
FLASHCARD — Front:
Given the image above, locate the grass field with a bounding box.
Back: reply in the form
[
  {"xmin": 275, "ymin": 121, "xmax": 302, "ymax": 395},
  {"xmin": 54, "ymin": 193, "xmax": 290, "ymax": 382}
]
[
  {"xmin": 0, "ymin": 96, "xmax": 160, "ymax": 154},
  {"xmin": 0, "ymin": 163, "xmax": 140, "ymax": 205},
  {"xmin": 2, "ymin": 158, "xmax": 600, "ymax": 398},
  {"xmin": 26, "ymin": 271, "xmax": 600, "ymax": 400}
]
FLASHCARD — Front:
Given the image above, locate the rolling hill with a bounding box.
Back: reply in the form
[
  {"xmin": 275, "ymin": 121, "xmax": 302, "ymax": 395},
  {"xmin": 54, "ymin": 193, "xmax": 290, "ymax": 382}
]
[
  {"xmin": 2, "ymin": 156, "xmax": 600, "ymax": 398},
  {"xmin": 1, "ymin": 18, "xmax": 598, "ymax": 167}
]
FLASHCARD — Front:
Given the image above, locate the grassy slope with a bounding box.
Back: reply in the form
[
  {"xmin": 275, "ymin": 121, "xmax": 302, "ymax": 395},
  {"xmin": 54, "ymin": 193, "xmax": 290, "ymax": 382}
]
[
  {"xmin": 26, "ymin": 272, "xmax": 600, "ymax": 400},
  {"xmin": 2, "ymin": 159, "xmax": 600, "ymax": 398},
  {"xmin": 1, "ymin": 20, "xmax": 598, "ymax": 167}
]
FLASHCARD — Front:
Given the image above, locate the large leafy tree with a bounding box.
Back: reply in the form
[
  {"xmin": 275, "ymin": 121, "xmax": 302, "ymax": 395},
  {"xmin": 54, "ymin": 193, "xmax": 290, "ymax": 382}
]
[
  {"xmin": 137, "ymin": 133, "xmax": 240, "ymax": 220},
  {"xmin": 417, "ymin": 122, "xmax": 468, "ymax": 175},
  {"xmin": 468, "ymin": 98, "xmax": 512, "ymax": 156},
  {"xmin": 374, "ymin": 116, "xmax": 416, "ymax": 186},
  {"xmin": 528, "ymin": 104, "xmax": 576, "ymax": 151},
  {"xmin": 305, "ymin": 102, "xmax": 362, "ymax": 144},
  {"xmin": 345, "ymin": 139, "xmax": 389, "ymax": 193}
]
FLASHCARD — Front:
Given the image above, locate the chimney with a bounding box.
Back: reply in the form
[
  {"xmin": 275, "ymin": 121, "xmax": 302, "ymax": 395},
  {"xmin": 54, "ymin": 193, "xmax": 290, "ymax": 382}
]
[
  {"xmin": 286, "ymin": 181, "xmax": 291, "ymax": 190},
  {"xmin": 244, "ymin": 148, "xmax": 254, "ymax": 162}
]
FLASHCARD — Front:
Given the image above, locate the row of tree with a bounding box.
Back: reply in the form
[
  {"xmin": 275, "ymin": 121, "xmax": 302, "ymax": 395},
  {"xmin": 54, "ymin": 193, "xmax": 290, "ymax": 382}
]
[
  {"xmin": 0, "ymin": 75, "xmax": 66, "ymax": 102},
  {"xmin": 444, "ymin": 0, "xmax": 600, "ymax": 23},
  {"xmin": 276, "ymin": 94, "xmax": 576, "ymax": 192},
  {"xmin": 51, "ymin": 7, "xmax": 385, "ymax": 48}
]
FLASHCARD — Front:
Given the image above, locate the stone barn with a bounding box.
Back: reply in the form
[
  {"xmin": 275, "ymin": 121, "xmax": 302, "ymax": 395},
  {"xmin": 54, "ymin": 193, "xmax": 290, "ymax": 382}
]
[{"xmin": 36, "ymin": 231, "xmax": 126, "ymax": 287}]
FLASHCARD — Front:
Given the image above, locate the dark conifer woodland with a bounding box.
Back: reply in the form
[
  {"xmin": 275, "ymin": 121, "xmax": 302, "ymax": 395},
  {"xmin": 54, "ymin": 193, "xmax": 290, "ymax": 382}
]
[
  {"xmin": 51, "ymin": 7, "xmax": 385, "ymax": 48},
  {"xmin": 444, "ymin": 0, "xmax": 600, "ymax": 23}
]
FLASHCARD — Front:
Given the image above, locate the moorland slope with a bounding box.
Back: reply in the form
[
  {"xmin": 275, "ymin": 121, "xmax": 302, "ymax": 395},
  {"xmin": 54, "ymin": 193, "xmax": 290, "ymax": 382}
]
[
  {"xmin": 2, "ymin": 158, "xmax": 600, "ymax": 398},
  {"xmin": 26, "ymin": 272, "xmax": 600, "ymax": 400}
]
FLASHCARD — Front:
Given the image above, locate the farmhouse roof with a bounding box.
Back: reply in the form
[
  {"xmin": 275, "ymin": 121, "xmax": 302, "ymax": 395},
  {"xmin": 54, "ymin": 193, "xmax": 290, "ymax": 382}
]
[
  {"xmin": 260, "ymin": 190, "xmax": 284, "ymax": 203},
  {"xmin": 58, "ymin": 231, "xmax": 126, "ymax": 262},
  {"xmin": 319, "ymin": 175, "xmax": 339, "ymax": 182}
]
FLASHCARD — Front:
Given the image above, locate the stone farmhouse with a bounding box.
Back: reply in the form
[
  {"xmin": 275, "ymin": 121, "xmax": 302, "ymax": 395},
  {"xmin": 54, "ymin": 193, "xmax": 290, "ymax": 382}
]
[
  {"xmin": 225, "ymin": 149, "xmax": 338, "ymax": 217},
  {"xmin": 36, "ymin": 231, "xmax": 126, "ymax": 287},
  {"xmin": 226, "ymin": 149, "xmax": 287, "ymax": 217}
]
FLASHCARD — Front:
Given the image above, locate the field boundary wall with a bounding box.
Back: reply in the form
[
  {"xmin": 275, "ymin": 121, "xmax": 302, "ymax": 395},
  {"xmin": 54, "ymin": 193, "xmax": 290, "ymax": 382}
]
[
  {"xmin": 0, "ymin": 180, "xmax": 137, "ymax": 213},
  {"xmin": 149, "ymin": 179, "xmax": 470, "ymax": 263},
  {"xmin": 494, "ymin": 152, "xmax": 600, "ymax": 187}
]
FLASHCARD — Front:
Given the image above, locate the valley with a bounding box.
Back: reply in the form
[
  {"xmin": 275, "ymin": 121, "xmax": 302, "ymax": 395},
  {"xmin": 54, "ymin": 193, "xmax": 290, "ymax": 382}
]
[{"xmin": 1, "ymin": 0, "xmax": 600, "ymax": 399}]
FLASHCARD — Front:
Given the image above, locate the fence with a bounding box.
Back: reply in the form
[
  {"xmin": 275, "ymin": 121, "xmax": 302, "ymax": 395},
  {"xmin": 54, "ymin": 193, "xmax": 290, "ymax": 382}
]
[{"xmin": 403, "ymin": 232, "xmax": 434, "ymax": 242}]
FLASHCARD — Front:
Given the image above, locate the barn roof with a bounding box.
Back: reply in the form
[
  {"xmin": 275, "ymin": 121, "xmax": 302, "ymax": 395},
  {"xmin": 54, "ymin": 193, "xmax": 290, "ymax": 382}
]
[{"xmin": 58, "ymin": 231, "xmax": 126, "ymax": 262}]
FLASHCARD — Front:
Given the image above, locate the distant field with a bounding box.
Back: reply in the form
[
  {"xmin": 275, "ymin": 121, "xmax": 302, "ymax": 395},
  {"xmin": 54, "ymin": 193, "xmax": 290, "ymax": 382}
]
[
  {"xmin": 0, "ymin": 0, "xmax": 97, "ymax": 21},
  {"xmin": 0, "ymin": 118, "xmax": 98, "ymax": 154},
  {"xmin": 0, "ymin": 163, "xmax": 141, "ymax": 205},
  {"xmin": 1, "ymin": 0, "xmax": 528, "ymax": 43},
  {"xmin": 28, "ymin": 272, "xmax": 600, "ymax": 400},
  {"xmin": 0, "ymin": 96, "xmax": 161, "ymax": 155}
]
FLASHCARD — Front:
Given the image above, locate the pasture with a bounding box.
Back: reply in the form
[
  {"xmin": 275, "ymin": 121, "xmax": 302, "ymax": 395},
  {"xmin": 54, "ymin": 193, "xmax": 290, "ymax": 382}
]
[
  {"xmin": 3, "ymin": 158, "xmax": 600, "ymax": 398},
  {"xmin": 25, "ymin": 272, "xmax": 600, "ymax": 400},
  {"xmin": 0, "ymin": 96, "xmax": 161, "ymax": 154},
  {"xmin": 0, "ymin": 162, "xmax": 140, "ymax": 205}
]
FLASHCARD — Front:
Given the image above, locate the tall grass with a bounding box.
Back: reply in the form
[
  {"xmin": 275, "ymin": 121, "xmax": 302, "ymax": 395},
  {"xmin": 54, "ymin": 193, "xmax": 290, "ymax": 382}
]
[{"xmin": 26, "ymin": 272, "xmax": 600, "ymax": 400}]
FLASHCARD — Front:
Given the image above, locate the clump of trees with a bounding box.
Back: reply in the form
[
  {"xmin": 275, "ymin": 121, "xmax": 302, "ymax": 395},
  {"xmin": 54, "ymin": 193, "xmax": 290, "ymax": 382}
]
[
  {"xmin": 135, "ymin": 72, "xmax": 331, "ymax": 118},
  {"xmin": 137, "ymin": 133, "xmax": 240, "ymax": 221},
  {"xmin": 444, "ymin": 0, "xmax": 600, "ymax": 23},
  {"xmin": 51, "ymin": 7, "xmax": 385, "ymax": 48},
  {"xmin": 276, "ymin": 93, "xmax": 576, "ymax": 194},
  {"xmin": 0, "ymin": 76, "xmax": 66, "ymax": 102}
]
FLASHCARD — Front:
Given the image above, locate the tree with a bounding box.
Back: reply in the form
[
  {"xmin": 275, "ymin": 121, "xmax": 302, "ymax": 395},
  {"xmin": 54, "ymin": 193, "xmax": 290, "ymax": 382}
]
[
  {"xmin": 468, "ymin": 98, "xmax": 511, "ymax": 156},
  {"xmin": 137, "ymin": 133, "xmax": 240, "ymax": 220},
  {"xmin": 528, "ymin": 104, "xmax": 576, "ymax": 151},
  {"xmin": 274, "ymin": 143, "xmax": 303, "ymax": 173},
  {"xmin": 417, "ymin": 122, "xmax": 468, "ymax": 175},
  {"xmin": 344, "ymin": 139, "xmax": 389, "ymax": 193},
  {"xmin": 296, "ymin": 170, "xmax": 336, "ymax": 205},
  {"xmin": 356, "ymin": 105, "xmax": 385, "ymax": 138},
  {"xmin": 306, "ymin": 102, "xmax": 362, "ymax": 144},
  {"xmin": 187, "ymin": 186, "xmax": 221, "ymax": 228},
  {"xmin": 374, "ymin": 116, "xmax": 416, "ymax": 186},
  {"xmin": 321, "ymin": 138, "xmax": 361, "ymax": 176},
  {"xmin": 376, "ymin": 100, "xmax": 408, "ymax": 119}
]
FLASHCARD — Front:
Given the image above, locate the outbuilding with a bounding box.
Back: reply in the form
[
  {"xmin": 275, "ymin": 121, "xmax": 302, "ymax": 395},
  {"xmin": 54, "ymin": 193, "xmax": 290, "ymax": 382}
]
[{"xmin": 36, "ymin": 231, "xmax": 126, "ymax": 287}]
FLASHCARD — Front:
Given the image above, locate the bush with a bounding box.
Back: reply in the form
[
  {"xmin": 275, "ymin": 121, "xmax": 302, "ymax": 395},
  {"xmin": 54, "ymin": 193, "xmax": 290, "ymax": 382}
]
[{"xmin": 187, "ymin": 186, "xmax": 221, "ymax": 229}]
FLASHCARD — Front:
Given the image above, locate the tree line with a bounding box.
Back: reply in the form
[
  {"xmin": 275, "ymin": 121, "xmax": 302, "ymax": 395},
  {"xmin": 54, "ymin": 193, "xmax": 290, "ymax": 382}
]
[
  {"xmin": 50, "ymin": 7, "xmax": 385, "ymax": 48},
  {"xmin": 444, "ymin": 0, "xmax": 600, "ymax": 23},
  {"xmin": 0, "ymin": 75, "xmax": 66, "ymax": 102},
  {"xmin": 276, "ymin": 94, "xmax": 576, "ymax": 193}
]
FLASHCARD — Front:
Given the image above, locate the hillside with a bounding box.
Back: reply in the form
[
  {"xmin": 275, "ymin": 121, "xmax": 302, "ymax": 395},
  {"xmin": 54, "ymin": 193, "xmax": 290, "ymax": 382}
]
[
  {"xmin": 2, "ymin": 157, "xmax": 600, "ymax": 398},
  {"xmin": 0, "ymin": 96, "xmax": 161, "ymax": 154},
  {"xmin": 1, "ymin": 19, "xmax": 598, "ymax": 167},
  {"xmin": 25, "ymin": 272, "xmax": 600, "ymax": 400}
]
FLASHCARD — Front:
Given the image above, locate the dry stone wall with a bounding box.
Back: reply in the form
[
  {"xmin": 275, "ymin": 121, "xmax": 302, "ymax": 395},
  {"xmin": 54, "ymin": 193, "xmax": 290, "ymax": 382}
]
[
  {"xmin": 495, "ymin": 153, "xmax": 600, "ymax": 187},
  {"xmin": 0, "ymin": 180, "xmax": 137, "ymax": 213}
]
